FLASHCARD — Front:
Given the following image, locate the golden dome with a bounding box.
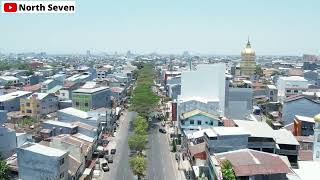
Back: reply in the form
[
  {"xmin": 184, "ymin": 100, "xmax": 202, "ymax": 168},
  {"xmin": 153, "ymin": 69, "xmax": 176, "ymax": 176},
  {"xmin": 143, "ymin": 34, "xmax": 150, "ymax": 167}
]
[
  {"xmin": 241, "ymin": 39, "xmax": 255, "ymax": 56},
  {"xmin": 314, "ymin": 114, "xmax": 320, "ymax": 123}
]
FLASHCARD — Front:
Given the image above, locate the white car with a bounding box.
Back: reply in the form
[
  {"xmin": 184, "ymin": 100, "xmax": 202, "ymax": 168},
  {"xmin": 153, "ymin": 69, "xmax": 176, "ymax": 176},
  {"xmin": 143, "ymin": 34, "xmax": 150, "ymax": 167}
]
[{"xmin": 93, "ymin": 170, "xmax": 101, "ymax": 178}]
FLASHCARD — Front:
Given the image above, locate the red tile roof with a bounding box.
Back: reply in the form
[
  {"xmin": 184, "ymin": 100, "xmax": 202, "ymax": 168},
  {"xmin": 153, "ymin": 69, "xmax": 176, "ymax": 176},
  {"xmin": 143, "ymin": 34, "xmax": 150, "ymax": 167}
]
[
  {"xmin": 223, "ymin": 118, "xmax": 236, "ymax": 127},
  {"xmin": 189, "ymin": 142, "xmax": 206, "ymax": 157},
  {"xmin": 216, "ymin": 149, "xmax": 292, "ymax": 177},
  {"xmin": 23, "ymin": 84, "xmax": 41, "ymax": 92}
]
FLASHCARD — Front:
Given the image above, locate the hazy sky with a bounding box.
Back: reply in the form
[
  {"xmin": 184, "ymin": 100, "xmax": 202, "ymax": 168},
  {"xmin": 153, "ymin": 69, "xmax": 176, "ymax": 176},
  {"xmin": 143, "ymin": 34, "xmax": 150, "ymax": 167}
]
[{"xmin": 1, "ymin": 0, "xmax": 320, "ymax": 55}]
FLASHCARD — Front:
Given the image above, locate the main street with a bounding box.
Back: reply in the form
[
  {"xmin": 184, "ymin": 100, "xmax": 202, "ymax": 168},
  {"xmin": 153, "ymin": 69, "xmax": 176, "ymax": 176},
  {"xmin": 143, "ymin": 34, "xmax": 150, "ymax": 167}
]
[
  {"xmin": 147, "ymin": 119, "xmax": 183, "ymax": 180},
  {"xmin": 103, "ymin": 111, "xmax": 136, "ymax": 180}
]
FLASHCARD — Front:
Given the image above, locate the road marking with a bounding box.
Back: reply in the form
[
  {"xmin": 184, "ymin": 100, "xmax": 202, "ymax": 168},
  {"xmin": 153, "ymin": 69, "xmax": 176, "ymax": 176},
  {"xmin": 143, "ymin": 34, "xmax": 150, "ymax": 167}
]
[{"xmin": 153, "ymin": 167, "xmax": 156, "ymax": 180}]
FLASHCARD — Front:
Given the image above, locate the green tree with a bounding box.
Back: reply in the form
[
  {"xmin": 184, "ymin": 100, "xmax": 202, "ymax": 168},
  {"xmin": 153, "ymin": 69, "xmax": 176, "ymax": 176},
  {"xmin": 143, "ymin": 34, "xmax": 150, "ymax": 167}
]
[
  {"xmin": 128, "ymin": 134, "xmax": 148, "ymax": 153},
  {"xmin": 129, "ymin": 155, "xmax": 147, "ymax": 180},
  {"xmin": 131, "ymin": 63, "xmax": 160, "ymax": 118},
  {"xmin": 172, "ymin": 139, "xmax": 177, "ymax": 152},
  {"xmin": 221, "ymin": 160, "xmax": 236, "ymax": 180},
  {"xmin": 133, "ymin": 116, "xmax": 148, "ymax": 135},
  {"xmin": 0, "ymin": 154, "xmax": 9, "ymax": 180},
  {"xmin": 255, "ymin": 65, "xmax": 263, "ymax": 76}
]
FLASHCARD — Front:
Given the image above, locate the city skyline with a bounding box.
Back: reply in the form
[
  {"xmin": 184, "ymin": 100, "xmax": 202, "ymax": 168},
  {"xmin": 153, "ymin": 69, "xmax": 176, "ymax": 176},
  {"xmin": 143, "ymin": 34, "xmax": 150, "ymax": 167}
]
[{"xmin": 1, "ymin": 0, "xmax": 320, "ymax": 55}]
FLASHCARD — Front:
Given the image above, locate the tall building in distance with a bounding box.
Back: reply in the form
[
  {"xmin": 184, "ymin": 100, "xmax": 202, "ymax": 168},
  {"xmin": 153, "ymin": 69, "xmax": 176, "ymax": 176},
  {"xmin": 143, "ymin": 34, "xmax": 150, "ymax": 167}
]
[
  {"xmin": 86, "ymin": 50, "xmax": 91, "ymax": 57},
  {"xmin": 240, "ymin": 38, "xmax": 256, "ymax": 76}
]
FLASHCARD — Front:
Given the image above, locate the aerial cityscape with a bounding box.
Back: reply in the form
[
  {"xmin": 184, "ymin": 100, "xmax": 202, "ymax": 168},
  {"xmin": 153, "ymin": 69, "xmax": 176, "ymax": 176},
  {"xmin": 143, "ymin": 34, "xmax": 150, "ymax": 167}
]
[{"xmin": 1, "ymin": 0, "xmax": 320, "ymax": 180}]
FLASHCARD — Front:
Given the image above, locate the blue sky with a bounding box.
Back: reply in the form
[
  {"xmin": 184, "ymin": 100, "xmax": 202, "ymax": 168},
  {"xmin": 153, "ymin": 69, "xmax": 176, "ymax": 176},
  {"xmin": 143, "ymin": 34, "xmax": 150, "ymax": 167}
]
[{"xmin": 0, "ymin": 0, "xmax": 320, "ymax": 55}]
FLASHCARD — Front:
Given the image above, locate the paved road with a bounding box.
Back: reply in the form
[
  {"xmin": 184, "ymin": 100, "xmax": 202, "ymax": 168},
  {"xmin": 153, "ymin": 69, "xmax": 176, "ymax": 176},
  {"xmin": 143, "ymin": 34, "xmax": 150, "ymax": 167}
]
[
  {"xmin": 103, "ymin": 111, "xmax": 136, "ymax": 180},
  {"xmin": 147, "ymin": 120, "xmax": 180, "ymax": 180}
]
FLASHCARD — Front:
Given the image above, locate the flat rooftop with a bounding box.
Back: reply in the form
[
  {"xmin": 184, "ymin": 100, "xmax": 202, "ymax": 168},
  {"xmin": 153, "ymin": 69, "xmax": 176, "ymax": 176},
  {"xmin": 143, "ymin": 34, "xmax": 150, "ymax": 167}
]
[
  {"xmin": 73, "ymin": 86, "xmax": 109, "ymax": 94},
  {"xmin": 21, "ymin": 143, "xmax": 67, "ymax": 157},
  {"xmin": 0, "ymin": 91, "xmax": 31, "ymax": 102},
  {"xmin": 44, "ymin": 120, "xmax": 77, "ymax": 129}
]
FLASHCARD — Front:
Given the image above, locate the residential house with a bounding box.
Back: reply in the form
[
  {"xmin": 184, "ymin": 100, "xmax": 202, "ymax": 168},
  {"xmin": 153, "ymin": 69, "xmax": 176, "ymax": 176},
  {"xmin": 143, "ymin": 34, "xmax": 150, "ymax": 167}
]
[
  {"xmin": 204, "ymin": 127, "xmax": 250, "ymax": 154},
  {"xmin": 293, "ymin": 115, "xmax": 315, "ymax": 136},
  {"xmin": 72, "ymin": 86, "xmax": 111, "ymax": 111},
  {"xmin": 96, "ymin": 66, "xmax": 113, "ymax": 80},
  {"xmin": 110, "ymin": 87, "xmax": 126, "ymax": 106},
  {"xmin": 266, "ymin": 84, "xmax": 278, "ymax": 102},
  {"xmin": 66, "ymin": 73, "xmax": 93, "ymax": 84},
  {"xmin": 57, "ymin": 81, "xmax": 82, "ymax": 101},
  {"xmin": 276, "ymin": 76, "xmax": 309, "ymax": 101},
  {"xmin": 20, "ymin": 93, "xmax": 58, "ymax": 118},
  {"xmin": 40, "ymin": 134, "xmax": 93, "ymax": 179},
  {"xmin": 225, "ymin": 79, "xmax": 253, "ymax": 119},
  {"xmin": 233, "ymin": 120, "xmax": 300, "ymax": 167},
  {"xmin": 23, "ymin": 84, "xmax": 41, "ymax": 93},
  {"xmin": 179, "ymin": 109, "xmax": 220, "ymax": 131},
  {"xmin": 41, "ymin": 120, "xmax": 78, "ymax": 138},
  {"xmin": 0, "ymin": 76, "xmax": 20, "ymax": 86},
  {"xmin": 0, "ymin": 127, "xmax": 17, "ymax": 158},
  {"xmin": 17, "ymin": 143, "xmax": 69, "ymax": 180},
  {"xmin": 233, "ymin": 120, "xmax": 276, "ymax": 153},
  {"xmin": 0, "ymin": 91, "xmax": 32, "ymax": 112},
  {"xmin": 208, "ymin": 149, "xmax": 292, "ymax": 180},
  {"xmin": 58, "ymin": 107, "xmax": 105, "ymax": 133},
  {"xmin": 41, "ymin": 79, "xmax": 63, "ymax": 93},
  {"xmin": 281, "ymin": 95, "xmax": 320, "ymax": 125}
]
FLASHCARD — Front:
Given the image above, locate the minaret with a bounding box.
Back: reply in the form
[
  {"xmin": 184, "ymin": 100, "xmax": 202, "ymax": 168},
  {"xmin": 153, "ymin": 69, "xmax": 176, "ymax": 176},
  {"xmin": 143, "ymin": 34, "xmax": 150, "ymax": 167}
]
[{"xmin": 313, "ymin": 114, "xmax": 320, "ymax": 160}]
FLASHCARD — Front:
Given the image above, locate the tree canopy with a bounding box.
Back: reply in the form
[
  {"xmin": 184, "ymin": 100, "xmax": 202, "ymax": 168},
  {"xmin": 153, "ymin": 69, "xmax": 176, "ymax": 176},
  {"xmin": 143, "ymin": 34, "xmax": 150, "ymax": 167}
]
[
  {"xmin": 0, "ymin": 154, "xmax": 9, "ymax": 180},
  {"xmin": 131, "ymin": 63, "xmax": 159, "ymax": 118},
  {"xmin": 221, "ymin": 160, "xmax": 236, "ymax": 180},
  {"xmin": 128, "ymin": 134, "xmax": 148, "ymax": 153},
  {"xmin": 129, "ymin": 155, "xmax": 147, "ymax": 180}
]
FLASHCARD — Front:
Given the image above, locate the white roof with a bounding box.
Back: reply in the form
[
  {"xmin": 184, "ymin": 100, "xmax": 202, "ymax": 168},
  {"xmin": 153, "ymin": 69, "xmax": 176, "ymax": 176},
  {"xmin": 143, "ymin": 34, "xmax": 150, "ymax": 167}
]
[
  {"xmin": 213, "ymin": 127, "xmax": 250, "ymax": 136},
  {"xmin": 59, "ymin": 107, "xmax": 89, "ymax": 119},
  {"xmin": 27, "ymin": 93, "xmax": 49, "ymax": 100},
  {"xmin": 103, "ymin": 65, "xmax": 113, "ymax": 69},
  {"xmin": 279, "ymin": 76, "xmax": 307, "ymax": 82},
  {"xmin": 73, "ymin": 86, "xmax": 109, "ymax": 94},
  {"xmin": 73, "ymin": 133, "xmax": 95, "ymax": 143},
  {"xmin": 185, "ymin": 128, "xmax": 212, "ymax": 139},
  {"xmin": 205, "ymin": 127, "xmax": 250, "ymax": 137},
  {"xmin": 0, "ymin": 91, "xmax": 31, "ymax": 102},
  {"xmin": 66, "ymin": 74, "xmax": 90, "ymax": 81},
  {"xmin": 295, "ymin": 115, "xmax": 315, "ymax": 123},
  {"xmin": 81, "ymin": 82, "xmax": 97, "ymax": 89},
  {"xmin": 44, "ymin": 120, "xmax": 77, "ymax": 128},
  {"xmin": 267, "ymin": 85, "xmax": 277, "ymax": 89},
  {"xmin": 43, "ymin": 79, "xmax": 54, "ymax": 85},
  {"xmin": 294, "ymin": 161, "xmax": 320, "ymax": 180},
  {"xmin": 0, "ymin": 76, "xmax": 19, "ymax": 81},
  {"xmin": 204, "ymin": 128, "xmax": 217, "ymax": 137},
  {"xmin": 22, "ymin": 143, "xmax": 67, "ymax": 157},
  {"xmin": 233, "ymin": 120, "xmax": 274, "ymax": 138},
  {"xmin": 273, "ymin": 129, "xmax": 299, "ymax": 145}
]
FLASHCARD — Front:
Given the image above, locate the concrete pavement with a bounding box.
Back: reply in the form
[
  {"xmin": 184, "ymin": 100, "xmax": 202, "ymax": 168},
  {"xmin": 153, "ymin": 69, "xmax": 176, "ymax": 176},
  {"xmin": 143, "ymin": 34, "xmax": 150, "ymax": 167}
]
[
  {"xmin": 147, "ymin": 120, "xmax": 186, "ymax": 180},
  {"xmin": 102, "ymin": 111, "xmax": 136, "ymax": 180}
]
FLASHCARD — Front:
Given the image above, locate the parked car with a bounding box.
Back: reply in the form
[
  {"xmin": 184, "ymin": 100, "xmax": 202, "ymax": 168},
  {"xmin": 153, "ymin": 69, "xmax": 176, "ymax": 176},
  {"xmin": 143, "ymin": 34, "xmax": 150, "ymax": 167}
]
[
  {"xmin": 106, "ymin": 155, "xmax": 114, "ymax": 163},
  {"xmin": 159, "ymin": 128, "xmax": 166, "ymax": 134},
  {"xmin": 100, "ymin": 159, "xmax": 110, "ymax": 172},
  {"xmin": 111, "ymin": 149, "xmax": 116, "ymax": 155}
]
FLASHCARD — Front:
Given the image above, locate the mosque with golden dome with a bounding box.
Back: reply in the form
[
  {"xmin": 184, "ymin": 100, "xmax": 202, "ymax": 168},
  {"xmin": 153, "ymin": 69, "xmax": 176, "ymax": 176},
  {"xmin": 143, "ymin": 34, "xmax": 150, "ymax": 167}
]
[{"xmin": 240, "ymin": 38, "xmax": 256, "ymax": 76}]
